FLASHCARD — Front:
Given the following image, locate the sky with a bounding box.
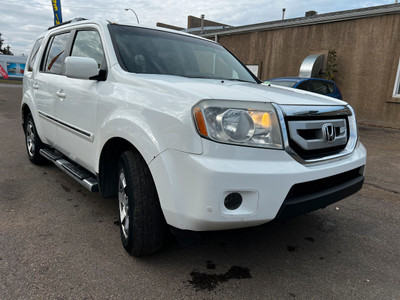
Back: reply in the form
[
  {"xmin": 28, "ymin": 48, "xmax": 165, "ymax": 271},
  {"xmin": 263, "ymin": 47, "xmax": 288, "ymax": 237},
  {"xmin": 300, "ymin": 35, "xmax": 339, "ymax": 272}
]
[{"xmin": 0, "ymin": 0, "xmax": 396, "ymax": 56}]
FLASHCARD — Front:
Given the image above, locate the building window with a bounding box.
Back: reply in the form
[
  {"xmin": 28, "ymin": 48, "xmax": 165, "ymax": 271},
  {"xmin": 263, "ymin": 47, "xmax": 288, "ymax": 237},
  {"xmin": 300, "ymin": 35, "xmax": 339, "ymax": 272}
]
[
  {"xmin": 393, "ymin": 58, "xmax": 400, "ymax": 98},
  {"xmin": 246, "ymin": 65, "xmax": 259, "ymax": 77}
]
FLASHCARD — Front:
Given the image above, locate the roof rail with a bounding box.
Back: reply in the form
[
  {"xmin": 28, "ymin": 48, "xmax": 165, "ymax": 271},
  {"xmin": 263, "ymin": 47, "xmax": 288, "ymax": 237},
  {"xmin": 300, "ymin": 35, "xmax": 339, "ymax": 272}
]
[{"xmin": 48, "ymin": 18, "xmax": 87, "ymax": 30}]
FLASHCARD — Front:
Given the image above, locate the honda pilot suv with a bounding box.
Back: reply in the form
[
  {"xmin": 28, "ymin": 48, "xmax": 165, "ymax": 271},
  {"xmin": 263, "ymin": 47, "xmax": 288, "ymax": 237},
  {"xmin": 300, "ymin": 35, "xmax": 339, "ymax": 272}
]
[{"xmin": 21, "ymin": 19, "xmax": 366, "ymax": 256}]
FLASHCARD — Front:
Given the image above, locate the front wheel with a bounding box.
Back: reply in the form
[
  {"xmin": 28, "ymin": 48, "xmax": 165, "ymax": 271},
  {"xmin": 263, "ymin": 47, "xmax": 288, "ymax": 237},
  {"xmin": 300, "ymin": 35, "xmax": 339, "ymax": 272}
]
[
  {"xmin": 118, "ymin": 150, "xmax": 166, "ymax": 256},
  {"xmin": 25, "ymin": 113, "xmax": 47, "ymax": 165}
]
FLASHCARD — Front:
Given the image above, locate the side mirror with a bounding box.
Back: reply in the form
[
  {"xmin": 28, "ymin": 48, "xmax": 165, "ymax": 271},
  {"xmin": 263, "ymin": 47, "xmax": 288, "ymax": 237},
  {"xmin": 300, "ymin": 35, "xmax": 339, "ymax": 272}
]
[{"xmin": 64, "ymin": 56, "xmax": 100, "ymax": 80}]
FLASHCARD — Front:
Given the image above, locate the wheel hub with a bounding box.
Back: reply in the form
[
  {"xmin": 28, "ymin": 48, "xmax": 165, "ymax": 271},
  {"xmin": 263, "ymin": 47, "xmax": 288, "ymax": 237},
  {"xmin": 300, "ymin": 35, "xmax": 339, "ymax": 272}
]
[
  {"xmin": 26, "ymin": 121, "xmax": 36, "ymax": 157},
  {"xmin": 118, "ymin": 170, "xmax": 129, "ymax": 239}
]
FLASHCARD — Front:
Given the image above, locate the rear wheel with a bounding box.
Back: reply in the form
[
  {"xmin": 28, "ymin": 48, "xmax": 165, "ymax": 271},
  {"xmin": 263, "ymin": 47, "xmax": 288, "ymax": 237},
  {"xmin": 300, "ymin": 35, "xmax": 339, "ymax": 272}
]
[
  {"xmin": 118, "ymin": 150, "xmax": 166, "ymax": 256},
  {"xmin": 25, "ymin": 114, "xmax": 47, "ymax": 165}
]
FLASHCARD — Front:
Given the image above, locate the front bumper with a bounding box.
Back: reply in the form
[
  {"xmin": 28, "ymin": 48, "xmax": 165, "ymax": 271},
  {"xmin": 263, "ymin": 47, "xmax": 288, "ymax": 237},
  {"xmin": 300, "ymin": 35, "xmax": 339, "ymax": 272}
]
[{"xmin": 149, "ymin": 139, "xmax": 366, "ymax": 231}]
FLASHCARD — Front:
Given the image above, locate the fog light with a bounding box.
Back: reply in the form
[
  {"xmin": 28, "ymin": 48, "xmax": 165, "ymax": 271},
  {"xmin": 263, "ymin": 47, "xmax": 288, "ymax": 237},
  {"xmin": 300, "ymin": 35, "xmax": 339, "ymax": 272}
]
[{"xmin": 224, "ymin": 193, "xmax": 242, "ymax": 210}]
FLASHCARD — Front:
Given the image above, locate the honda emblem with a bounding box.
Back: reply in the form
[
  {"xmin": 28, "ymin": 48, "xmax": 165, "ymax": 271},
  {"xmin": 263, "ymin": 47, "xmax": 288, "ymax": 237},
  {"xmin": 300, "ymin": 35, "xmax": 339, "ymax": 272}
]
[{"xmin": 322, "ymin": 123, "xmax": 336, "ymax": 142}]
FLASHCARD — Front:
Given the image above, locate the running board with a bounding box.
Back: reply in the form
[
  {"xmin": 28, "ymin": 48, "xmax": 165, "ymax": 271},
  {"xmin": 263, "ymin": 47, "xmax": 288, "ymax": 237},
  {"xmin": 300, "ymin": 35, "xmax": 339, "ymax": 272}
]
[{"xmin": 40, "ymin": 149, "xmax": 99, "ymax": 192}]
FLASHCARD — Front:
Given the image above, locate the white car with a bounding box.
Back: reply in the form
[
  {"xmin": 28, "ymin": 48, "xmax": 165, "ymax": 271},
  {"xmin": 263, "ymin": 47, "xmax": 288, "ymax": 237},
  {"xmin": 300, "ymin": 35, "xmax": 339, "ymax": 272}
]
[{"xmin": 21, "ymin": 19, "xmax": 366, "ymax": 256}]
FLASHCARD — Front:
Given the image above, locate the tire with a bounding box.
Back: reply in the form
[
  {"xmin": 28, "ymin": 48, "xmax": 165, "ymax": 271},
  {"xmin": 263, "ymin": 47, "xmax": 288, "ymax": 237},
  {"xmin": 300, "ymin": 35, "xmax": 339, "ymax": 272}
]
[
  {"xmin": 117, "ymin": 150, "xmax": 166, "ymax": 256},
  {"xmin": 24, "ymin": 113, "xmax": 47, "ymax": 165}
]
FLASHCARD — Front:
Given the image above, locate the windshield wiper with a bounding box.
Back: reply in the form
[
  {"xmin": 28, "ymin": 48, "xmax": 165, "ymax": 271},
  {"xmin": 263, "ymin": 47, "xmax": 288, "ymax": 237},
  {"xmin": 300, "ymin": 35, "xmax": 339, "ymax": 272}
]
[
  {"xmin": 183, "ymin": 75, "xmax": 255, "ymax": 83},
  {"xmin": 220, "ymin": 78, "xmax": 255, "ymax": 83}
]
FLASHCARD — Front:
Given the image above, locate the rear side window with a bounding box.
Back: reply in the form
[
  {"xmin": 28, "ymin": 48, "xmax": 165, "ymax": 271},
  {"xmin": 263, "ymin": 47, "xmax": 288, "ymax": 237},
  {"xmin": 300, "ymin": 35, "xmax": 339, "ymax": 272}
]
[
  {"xmin": 43, "ymin": 32, "xmax": 70, "ymax": 74},
  {"xmin": 27, "ymin": 38, "xmax": 43, "ymax": 72},
  {"xmin": 70, "ymin": 30, "xmax": 104, "ymax": 69}
]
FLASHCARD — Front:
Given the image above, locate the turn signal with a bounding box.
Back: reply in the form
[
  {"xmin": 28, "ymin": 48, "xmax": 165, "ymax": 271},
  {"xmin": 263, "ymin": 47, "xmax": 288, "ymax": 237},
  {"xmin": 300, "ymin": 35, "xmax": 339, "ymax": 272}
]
[{"xmin": 194, "ymin": 107, "xmax": 208, "ymax": 136}]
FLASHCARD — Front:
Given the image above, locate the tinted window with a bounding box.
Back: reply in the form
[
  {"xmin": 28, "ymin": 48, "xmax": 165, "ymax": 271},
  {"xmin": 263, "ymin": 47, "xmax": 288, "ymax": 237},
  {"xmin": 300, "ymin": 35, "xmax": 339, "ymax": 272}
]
[
  {"xmin": 27, "ymin": 38, "xmax": 43, "ymax": 72},
  {"xmin": 325, "ymin": 82, "xmax": 334, "ymax": 94},
  {"xmin": 109, "ymin": 25, "xmax": 256, "ymax": 83},
  {"xmin": 71, "ymin": 30, "xmax": 104, "ymax": 68},
  {"xmin": 296, "ymin": 81, "xmax": 309, "ymax": 91},
  {"xmin": 309, "ymin": 80, "xmax": 330, "ymax": 95},
  {"xmin": 44, "ymin": 32, "xmax": 70, "ymax": 74}
]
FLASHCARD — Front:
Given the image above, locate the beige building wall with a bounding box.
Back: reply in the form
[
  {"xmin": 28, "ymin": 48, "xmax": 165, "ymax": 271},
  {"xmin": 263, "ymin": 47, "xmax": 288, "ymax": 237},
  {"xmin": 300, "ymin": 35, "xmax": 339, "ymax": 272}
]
[{"xmin": 216, "ymin": 15, "xmax": 400, "ymax": 128}]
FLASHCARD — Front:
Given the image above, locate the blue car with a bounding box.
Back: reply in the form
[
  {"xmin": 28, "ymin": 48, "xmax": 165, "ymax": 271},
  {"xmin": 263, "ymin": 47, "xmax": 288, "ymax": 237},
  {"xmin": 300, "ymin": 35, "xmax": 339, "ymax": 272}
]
[{"xmin": 264, "ymin": 77, "xmax": 343, "ymax": 100}]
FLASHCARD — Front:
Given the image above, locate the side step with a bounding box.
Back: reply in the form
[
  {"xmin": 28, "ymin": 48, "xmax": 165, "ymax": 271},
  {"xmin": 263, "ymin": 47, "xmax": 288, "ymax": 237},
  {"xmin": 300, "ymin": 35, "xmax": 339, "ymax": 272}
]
[{"xmin": 40, "ymin": 148, "xmax": 99, "ymax": 192}]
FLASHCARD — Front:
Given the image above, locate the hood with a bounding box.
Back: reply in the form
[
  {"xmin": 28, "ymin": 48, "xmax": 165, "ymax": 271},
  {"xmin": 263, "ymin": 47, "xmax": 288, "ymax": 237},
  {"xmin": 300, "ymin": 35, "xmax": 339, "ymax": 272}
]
[{"xmin": 121, "ymin": 72, "xmax": 347, "ymax": 106}]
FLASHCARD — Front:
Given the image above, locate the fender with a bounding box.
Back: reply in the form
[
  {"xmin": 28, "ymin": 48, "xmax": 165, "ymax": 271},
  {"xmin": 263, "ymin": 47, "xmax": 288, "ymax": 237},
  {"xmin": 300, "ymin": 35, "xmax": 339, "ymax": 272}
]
[{"xmin": 94, "ymin": 103, "xmax": 203, "ymax": 173}]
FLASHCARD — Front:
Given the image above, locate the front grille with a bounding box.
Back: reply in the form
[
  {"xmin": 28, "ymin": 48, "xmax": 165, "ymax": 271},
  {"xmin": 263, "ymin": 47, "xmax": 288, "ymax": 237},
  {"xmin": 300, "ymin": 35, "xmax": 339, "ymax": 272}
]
[
  {"xmin": 274, "ymin": 104, "xmax": 356, "ymax": 163},
  {"xmin": 286, "ymin": 117, "xmax": 349, "ymax": 160}
]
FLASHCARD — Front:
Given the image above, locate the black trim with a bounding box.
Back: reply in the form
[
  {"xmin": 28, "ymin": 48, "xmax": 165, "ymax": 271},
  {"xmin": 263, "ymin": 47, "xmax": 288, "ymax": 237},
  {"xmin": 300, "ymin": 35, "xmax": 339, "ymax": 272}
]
[
  {"xmin": 47, "ymin": 18, "xmax": 87, "ymax": 30},
  {"xmin": 89, "ymin": 69, "xmax": 107, "ymax": 81},
  {"xmin": 38, "ymin": 111, "xmax": 92, "ymax": 138},
  {"xmin": 275, "ymin": 167, "xmax": 364, "ymax": 220}
]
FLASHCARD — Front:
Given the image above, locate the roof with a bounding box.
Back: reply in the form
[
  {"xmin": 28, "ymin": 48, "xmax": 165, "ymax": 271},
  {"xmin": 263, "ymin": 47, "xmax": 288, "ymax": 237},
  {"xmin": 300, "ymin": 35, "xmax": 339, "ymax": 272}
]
[
  {"xmin": 200, "ymin": 3, "xmax": 400, "ymax": 38},
  {"xmin": 45, "ymin": 18, "xmax": 217, "ymax": 44}
]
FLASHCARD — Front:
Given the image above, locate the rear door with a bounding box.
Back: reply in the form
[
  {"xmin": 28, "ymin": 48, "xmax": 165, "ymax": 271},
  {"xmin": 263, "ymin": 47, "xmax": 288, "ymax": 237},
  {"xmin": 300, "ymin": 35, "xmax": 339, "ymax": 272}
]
[{"xmin": 33, "ymin": 31, "xmax": 71, "ymax": 146}]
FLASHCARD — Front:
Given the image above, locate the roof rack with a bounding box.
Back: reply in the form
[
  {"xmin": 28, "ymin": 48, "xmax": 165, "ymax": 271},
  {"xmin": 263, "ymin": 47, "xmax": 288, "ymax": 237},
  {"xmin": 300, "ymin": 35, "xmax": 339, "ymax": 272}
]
[{"xmin": 48, "ymin": 18, "xmax": 87, "ymax": 30}]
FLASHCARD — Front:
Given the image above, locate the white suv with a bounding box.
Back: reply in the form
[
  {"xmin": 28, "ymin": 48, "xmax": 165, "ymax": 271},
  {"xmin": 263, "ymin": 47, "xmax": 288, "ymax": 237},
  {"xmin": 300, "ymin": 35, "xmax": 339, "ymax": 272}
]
[{"xmin": 22, "ymin": 19, "xmax": 366, "ymax": 256}]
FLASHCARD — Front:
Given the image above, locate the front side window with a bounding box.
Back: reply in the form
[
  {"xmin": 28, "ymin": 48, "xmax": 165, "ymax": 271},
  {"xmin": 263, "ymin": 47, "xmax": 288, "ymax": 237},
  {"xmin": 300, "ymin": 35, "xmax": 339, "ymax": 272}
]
[
  {"xmin": 27, "ymin": 38, "xmax": 43, "ymax": 72},
  {"xmin": 44, "ymin": 32, "xmax": 70, "ymax": 74},
  {"xmin": 296, "ymin": 81, "xmax": 309, "ymax": 90},
  {"xmin": 70, "ymin": 30, "xmax": 104, "ymax": 69},
  {"xmin": 108, "ymin": 24, "xmax": 257, "ymax": 83},
  {"xmin": 309, "ymin": 80, "xmax": 330, "ymax": 95},
  {"xmin": 325, "ymin": 82, "xmax": 334, "ymax": 94}
]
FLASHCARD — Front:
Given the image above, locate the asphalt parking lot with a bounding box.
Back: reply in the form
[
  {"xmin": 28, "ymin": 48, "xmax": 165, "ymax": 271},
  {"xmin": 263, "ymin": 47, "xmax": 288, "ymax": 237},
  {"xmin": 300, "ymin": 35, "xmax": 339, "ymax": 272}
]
[{"xmin": 0, "ymin": 84, "xmax": 399, "ymax": 299}]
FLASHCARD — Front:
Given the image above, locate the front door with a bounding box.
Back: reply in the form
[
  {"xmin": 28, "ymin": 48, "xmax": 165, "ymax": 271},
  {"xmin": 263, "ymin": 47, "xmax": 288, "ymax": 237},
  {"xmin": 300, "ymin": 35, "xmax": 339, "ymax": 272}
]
[{"xmin": 54, "ymin": 29, "xmax": 106, "ymax": 172}]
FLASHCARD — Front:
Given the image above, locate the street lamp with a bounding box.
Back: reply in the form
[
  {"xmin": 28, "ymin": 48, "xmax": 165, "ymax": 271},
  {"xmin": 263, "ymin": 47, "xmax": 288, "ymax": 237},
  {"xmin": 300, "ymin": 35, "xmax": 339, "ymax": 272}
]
[{"xmin": 124, "ymin": 8, "xmax": 140, "ymax": 24}]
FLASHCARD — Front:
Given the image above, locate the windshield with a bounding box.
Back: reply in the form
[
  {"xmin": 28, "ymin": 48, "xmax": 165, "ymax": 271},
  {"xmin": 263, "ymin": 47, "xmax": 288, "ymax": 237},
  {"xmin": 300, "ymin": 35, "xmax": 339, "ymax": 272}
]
[{"xmin": 108, "ymin": 24, "xmax": 257, "ymax": 83}]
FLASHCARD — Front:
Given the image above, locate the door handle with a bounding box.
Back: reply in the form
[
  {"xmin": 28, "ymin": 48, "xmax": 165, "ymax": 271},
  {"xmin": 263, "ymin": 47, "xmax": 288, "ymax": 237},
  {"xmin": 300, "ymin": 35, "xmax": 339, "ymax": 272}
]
[
  {"xmin": 33, "ymin": 82, "xmax": 39, "ymax": 89},
  {"xmin": 56, "ymin": 90, "xmax": 66, "ymax": 99}
]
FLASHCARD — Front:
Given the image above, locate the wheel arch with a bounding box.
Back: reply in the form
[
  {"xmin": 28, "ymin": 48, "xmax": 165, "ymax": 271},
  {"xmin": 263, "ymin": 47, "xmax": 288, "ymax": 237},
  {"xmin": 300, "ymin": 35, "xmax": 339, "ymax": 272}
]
[
  {"xmin": 98, "ymin": 137, "xmax": 145, "ymax": 199},
  {"xmin": 21, "ymin": 103, "xmax": 32, "ymax": 133}
]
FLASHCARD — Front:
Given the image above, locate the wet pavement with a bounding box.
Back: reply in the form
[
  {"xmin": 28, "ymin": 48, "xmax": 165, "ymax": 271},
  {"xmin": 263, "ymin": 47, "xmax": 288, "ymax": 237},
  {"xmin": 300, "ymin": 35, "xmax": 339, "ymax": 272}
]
[{"xmin": 1, "ymin": 85, "xmax": 399, "ymax": 299}]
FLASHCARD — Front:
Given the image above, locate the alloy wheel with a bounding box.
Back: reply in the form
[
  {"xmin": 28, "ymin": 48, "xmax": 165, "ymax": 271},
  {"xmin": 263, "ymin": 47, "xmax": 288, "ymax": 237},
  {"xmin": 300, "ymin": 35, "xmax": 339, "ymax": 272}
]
[{"xmin": 118, "ymin": 169, "xmax": 129, "ymax": 239}]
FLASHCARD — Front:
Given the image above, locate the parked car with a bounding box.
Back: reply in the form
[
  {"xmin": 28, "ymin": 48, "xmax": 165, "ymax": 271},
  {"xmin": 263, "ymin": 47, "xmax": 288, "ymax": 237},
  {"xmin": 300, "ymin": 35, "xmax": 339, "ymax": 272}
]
[
  {"xmin": 21, "ymin": 19, "xmax": 366, "ymax": 256},
  {"xmin": 264, "ymin": 77, "xmax": 343, "ymax": 99}
]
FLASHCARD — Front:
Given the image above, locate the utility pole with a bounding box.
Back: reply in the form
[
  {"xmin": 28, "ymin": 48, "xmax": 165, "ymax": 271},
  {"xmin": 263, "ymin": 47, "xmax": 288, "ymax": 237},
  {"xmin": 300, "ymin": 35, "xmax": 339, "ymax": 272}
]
[{"xmin": 201, "ymin": 14, "xmax": 205, "ymax": 33}]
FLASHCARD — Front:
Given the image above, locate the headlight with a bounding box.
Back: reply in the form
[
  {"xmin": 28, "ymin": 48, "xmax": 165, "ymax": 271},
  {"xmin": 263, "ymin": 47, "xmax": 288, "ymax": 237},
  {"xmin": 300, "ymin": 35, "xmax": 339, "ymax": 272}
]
[{"xmin": 193, "ymin": 100, "xmax": 283, "ymax": 149}]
